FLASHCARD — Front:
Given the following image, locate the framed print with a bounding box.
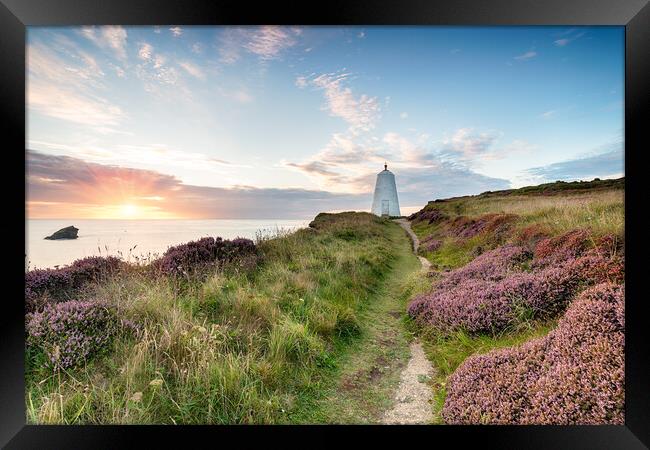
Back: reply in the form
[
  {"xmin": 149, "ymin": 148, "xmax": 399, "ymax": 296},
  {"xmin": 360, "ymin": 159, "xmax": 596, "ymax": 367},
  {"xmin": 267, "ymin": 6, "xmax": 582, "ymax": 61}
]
[{"xmin": 1, "ymin": 0, "xmax": 648, "ymax": 448}]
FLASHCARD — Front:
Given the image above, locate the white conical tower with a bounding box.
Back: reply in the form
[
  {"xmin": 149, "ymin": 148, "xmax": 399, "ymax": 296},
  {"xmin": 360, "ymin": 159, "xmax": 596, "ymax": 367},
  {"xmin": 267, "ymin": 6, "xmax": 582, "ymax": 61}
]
[{"xmin": 371, "ymin": 163, "xmax": 401, "ymax": 217}]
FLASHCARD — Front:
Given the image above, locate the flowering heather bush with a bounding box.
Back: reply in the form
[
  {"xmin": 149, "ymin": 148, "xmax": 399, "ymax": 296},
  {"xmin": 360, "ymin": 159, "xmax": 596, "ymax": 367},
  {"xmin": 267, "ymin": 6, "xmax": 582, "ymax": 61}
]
[
  {"xmin": 567, "ymin": 252, "xmax": 625, "ymax": 285},
  {"xmin": 421, "ymin": 234, "xmax": 436, "ymax": 244},
  {"xmin": 532, "ymin": 230, "xmax": 625, "ymax": 284},
  {"xmin": 420, "ymin": 235, "xmax": 443, "ymax": 253},
  {"xmin": 408, "ymin": 278, "xmax": 512, "ymax": 333},
  {"xmin": 424, "ymin": 239, "xmax": 443, "ymax": 253},
  {"xmin": 534, "ymin": 228, "xmax": 591, "ymax": 261},
  {"xmin": 407, "ymin": 239, "xmax": 623, "ymax": 334},
  {"xmin": 514, "ymin": 224, "xmax": 549, "ymax": 249},
  {"xmin": 592, "ymin": 233, "xmax": 624, "ymax": 258},
  {"xmin": 408, "ymin": 208, "xmax": 447, "ymax": 225},
  {"xmin": 446, "ymin": 214, "xmax": 517, "ymax": 240},
  {"xmin": 443, "ymin": 283, "xmax": 624, "ymax": 424},
  {"xmin": 25, "ymin": 256, "xmax": 123, "ymax": 313},
  {"xmin": 26, "ymin": 300, "xmax": 121, "ymax": 370},
  {"xmin": 434, "ymin": 245, "xmax": 532, "ymax": 290},
  {"xmin": 408, "ymin": 262, "xmax": 579, "ymax": 334},
  {"xmin": 154, "ymin": 237, "xmax": 257, "ymax": 276},
  {"xmin": 481, "ymin": 213, "xmax": 518, "ymax": 236}
]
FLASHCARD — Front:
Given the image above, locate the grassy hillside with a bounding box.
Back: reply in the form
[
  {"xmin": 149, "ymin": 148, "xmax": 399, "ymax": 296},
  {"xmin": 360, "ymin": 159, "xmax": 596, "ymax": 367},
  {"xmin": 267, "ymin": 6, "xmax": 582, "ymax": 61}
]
[
  {"xmin": 436, "ymin": 177, "xmax": 624, "ymax": 201},
  {"xmin": 25, "ymin": 212, "xmax": 412, "ymax": 424},
  {"xmin": 405, "ymin": 178, "xmax": 625, "ymax": 424},
  {"xmin": 410, "ymin": 178, "xmax": 623, "ymax": 271}
]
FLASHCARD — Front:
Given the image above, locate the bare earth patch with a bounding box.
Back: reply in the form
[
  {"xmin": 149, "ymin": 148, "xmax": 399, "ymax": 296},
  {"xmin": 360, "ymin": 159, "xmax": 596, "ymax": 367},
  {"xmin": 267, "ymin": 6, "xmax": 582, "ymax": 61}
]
[
  {"xmin": 382, "ymin": 339, "xmax": 434, "ymax": 424},
  {"xmin": 382, "ymin": 219, "xmax": 434, "ymax": 424}
]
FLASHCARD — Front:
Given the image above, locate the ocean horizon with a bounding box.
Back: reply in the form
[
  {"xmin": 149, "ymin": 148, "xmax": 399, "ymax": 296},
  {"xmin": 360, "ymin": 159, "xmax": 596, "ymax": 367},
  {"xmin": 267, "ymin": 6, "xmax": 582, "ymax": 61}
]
[{"xmin": 26, "ymin": 218, "xmax": 310, "ymax": 270}]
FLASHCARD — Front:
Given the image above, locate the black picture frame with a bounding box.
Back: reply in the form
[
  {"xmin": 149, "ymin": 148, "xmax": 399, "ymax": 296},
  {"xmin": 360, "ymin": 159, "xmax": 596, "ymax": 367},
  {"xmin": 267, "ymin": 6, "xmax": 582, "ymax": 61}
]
[{"xmin": 1, "ymin": 0, "xmax": 648, "ymax": 448}]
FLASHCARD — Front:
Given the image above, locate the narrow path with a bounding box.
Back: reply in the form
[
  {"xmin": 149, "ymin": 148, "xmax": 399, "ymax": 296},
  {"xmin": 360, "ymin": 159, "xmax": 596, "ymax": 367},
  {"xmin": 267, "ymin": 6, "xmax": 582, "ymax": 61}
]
[
  {"xmin": 395, "ymin": 218, "xmax": 431, "ymax": 271},
  {"xmin": 382, "ymin": 219, "xmax": 434, "ymax": 425},
  {"xmin": 296, "ymin": 220, "xmax": 421, "ymax": 423}
]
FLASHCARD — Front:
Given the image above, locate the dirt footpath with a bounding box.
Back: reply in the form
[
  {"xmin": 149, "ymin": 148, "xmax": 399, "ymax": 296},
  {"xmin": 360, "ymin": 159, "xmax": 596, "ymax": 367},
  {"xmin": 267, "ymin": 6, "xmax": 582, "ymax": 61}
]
[{"xmin": 382, "ymin": 219, "xmax": 434, "ymax": 425}]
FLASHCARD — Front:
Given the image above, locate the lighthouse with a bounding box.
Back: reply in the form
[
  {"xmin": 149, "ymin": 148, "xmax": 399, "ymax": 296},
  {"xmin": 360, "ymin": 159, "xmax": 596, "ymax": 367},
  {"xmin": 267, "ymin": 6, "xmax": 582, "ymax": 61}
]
[{"xmin": 371, "ymin": 163, "xmax": 401, "ymax": 217}]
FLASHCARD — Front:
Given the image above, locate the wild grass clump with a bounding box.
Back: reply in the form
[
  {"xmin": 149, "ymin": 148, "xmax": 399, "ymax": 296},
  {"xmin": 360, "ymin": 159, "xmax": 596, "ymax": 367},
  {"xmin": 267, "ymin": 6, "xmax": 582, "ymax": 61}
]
[
  {"xmin": 268, "ymin": 318, "xmax": 325, "ymax": 367},
  {"xmin": 442, "ymin": 283, "xmax": 624, "ymax": 424}
]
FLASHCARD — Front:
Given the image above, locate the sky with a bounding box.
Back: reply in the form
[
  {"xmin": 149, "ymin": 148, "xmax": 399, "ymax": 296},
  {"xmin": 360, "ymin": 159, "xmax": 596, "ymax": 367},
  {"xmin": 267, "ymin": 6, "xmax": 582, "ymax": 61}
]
[{"xmin": 26, "ymin": 26, "xmax": 624, "ymax": 219}]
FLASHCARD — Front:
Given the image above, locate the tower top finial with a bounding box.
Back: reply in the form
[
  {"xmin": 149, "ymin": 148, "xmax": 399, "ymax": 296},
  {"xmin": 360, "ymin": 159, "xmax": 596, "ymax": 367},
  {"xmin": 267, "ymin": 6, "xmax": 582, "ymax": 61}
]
[{"xmin": 384, "ymin": 162, "xmax": 388, "ymax": 171}]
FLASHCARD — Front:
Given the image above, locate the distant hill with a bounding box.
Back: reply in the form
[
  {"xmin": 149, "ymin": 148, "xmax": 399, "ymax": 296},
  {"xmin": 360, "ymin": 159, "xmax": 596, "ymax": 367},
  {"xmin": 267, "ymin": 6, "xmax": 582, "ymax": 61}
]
[{"xmin": 429, "ymin": 177, "xmax": 624, "ymax": 204}]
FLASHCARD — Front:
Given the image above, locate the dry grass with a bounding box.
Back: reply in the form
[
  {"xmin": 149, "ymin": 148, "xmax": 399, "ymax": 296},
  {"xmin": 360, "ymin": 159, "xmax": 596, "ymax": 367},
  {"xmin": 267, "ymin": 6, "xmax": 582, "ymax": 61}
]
[{"xmin": 461, "ymin": 190, "xmax": 623, "ymax": 237}]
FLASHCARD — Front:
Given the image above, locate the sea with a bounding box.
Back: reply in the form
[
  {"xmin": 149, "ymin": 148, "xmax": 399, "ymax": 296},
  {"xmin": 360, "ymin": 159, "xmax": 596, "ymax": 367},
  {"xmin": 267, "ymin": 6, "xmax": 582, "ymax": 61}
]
[{"xmin": 26, "ymin": 219, "xmax": 310, "ymax": 270}]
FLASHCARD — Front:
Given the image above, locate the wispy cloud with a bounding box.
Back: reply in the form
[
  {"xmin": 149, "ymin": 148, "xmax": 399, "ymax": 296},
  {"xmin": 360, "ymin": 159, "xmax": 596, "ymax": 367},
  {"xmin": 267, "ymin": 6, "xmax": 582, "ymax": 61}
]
[
  {"xmin": 217, "ymin": 28, "xmax": 243, "ymax": 64},
  {"xmin": 178, "ymin": 61, "xmax": 206, "ymax": 80},
  {"xmin": 28, "ymin": 41, "xmax": 105, "ymax": 87},
  {"xmin": 441, "ymin": 128, "xmax": 500, "ymax": 159},
  {"xmin": 217, "ymin": 26, "xmax": 301, "ymax": 64},
  {"xmin": 295, "ymin": 76, "xmax": 308, "ymax": 88},
  {"xmin": 133, "ymin": 44, "xmax": 198, "ymax": 93},
  {"xmin": 514, "ymin": 50, "xmax": 537, "ymax": 61},
  {"xmin": 110, "ymin": 63, "xmax": 126, "ymax": 77},
  {"xmin": 80, "ymin": 26, "xmax": 128, "ymax": 60},
  {"xmin": 285, "ymin": 161, "xmax": 345, "ymax": 183},
  {"xmin": 540, "ymin": 110, "xmax": 556, "ymax": 119},
  {"xmin": 243, "ymin": 26, "xmax": 301, "ymax": 60},
  {"xmin": 383, "ymin": 132, "xmax": 434, "ymax": 166},
  {"xmin": 553, "ymin": 29, "xmax": 586, "ymax": 47},
  {"xmin": 28, "ymin": 82, "xmax": 125, "ymax": 127},
  {"xmin": 224, "ymin": 89, "xmax": 253, "ymax": 103},
  {"xmin": 27, "ymin": 42, "xmax": 125, "ymax": 128},
  {"xmin": 138, "ymin": 42, "xmax": 153, "ymax": 60},
  {"xmin": 439, "ymin": 128, "xmax": 537, "ymax": 165},
  {"xmin": 169, "ymin": 26, "xmax": 183, "ymax": 37},
  {"xmin": 298, "ymin": 71, "xmax": 381, "ymax": 133},
  {"xmin": 135, "ymin": 60, "xmax": 179, "ymax": 91},
  {"xmin": 28, "ymin": 140, "xmax": 244, "ymax": 176}
]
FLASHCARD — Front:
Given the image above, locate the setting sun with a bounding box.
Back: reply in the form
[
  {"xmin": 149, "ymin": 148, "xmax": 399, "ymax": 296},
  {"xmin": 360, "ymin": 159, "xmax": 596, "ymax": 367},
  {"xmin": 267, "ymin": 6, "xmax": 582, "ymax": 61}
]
[{"xmin": 120, "ymin": 203, "xmax": 139, "ymax": 217}]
